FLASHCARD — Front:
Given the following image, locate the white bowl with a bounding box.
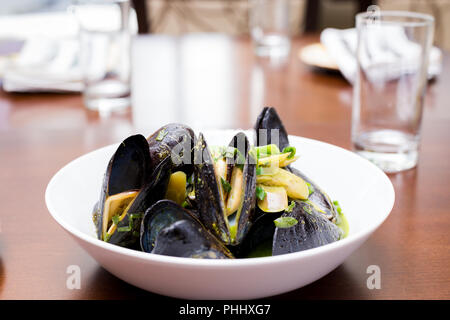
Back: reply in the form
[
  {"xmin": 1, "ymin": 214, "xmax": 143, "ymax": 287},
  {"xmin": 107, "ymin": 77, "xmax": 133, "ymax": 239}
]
[{"xmin": 45, "ymin": 130, "xmax": 395, "ymax": 299}]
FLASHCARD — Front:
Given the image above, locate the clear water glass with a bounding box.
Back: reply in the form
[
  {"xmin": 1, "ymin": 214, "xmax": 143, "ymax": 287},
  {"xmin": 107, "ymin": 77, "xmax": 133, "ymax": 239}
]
[
  {"xmin": 73, "ymin": 0, "xmax": 131, "ymax": 115},
  {"xmin": 250, "ymin": 0, "xmax": 290, "ymax": 57},
  {"xmin": 352, "ymin": 11, "xmax": 434, "ymax": 173}
]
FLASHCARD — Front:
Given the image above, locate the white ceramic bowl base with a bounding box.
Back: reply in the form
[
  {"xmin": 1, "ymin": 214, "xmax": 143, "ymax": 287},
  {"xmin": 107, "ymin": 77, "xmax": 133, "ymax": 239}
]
[{"xmin": 46, "ymin": 130, "xmax": 395, "ymax": 299}]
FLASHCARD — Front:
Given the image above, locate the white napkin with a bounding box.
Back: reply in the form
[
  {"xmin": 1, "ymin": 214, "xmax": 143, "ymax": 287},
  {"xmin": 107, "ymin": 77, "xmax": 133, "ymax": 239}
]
[
  {"xmin": 320, "ymin": 28, "xmax": 443, "ymax": 84},
  {"xmin": 2, "ymin": 37, "xmax": 83, "ymax": 93}
]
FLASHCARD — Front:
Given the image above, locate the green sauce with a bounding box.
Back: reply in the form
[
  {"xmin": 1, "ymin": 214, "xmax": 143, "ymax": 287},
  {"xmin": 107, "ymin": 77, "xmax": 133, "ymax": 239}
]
[
  {"xmin": 247, "ymin": 240, "xmax": 273, "ymax": 258},
  {"xmin": 336, "ymin": 212, "xmax": 349, "ymax": 239}
]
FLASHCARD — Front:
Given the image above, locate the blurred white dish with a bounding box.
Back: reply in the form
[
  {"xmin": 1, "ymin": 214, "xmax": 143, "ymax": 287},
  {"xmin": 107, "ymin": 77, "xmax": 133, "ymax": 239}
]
[
  {"xmin": 299, "ymin": 43, "xmax": 339, "ymax": 72},
  {"xmin": 45, "ymin": 130, "xmax": 395, "ymax": 299}
]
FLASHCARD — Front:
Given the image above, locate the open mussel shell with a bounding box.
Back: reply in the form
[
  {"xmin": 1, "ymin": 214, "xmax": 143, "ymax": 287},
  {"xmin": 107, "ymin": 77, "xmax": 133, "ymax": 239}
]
[
  {"xmin": 272, "ymin": 201, "xmax": 341, "ymax": 255},
  {"xmin": 254, "ymin": 106, "xmax": 337, "ymax": 222},
  {"xmin": 140, "ymin": 200, "xmax": 233, "ymax": 259},
  {"xmin": 106, "ymin": 157, "xmax": 172, "ymax": 249},
  {"xmin": 147, "ymin": 123, "xmax": 196, "ymax": 175},
  {"xmin": 193, "ymin": 133, "xmax": 231, "ymax": 244},
  {"xmin": 193, "ymin": 132, "xmax": 257, "ymax": 246},
  {"xmin": 94, "ymin": 134, "xmax": 152, "ymax": 241},
  {"xmin": 227, "ymin": 133, "xmax": 257, "ymax": 245}
]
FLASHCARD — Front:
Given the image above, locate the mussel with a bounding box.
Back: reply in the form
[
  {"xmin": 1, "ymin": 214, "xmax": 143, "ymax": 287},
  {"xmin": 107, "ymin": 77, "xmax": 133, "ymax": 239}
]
[
  {"xmin": 140, "ymin": 200, "xmax": 233, "ymax": 259},
  {"xmin": 147, "ymin": 123, "xmax": 196, "ymax": 174},
  {"xmin": 272, "ymin": 201, "xmax": 341, "ymax": 255},
  {"xmin": 233, "ymin": 107, "xmax": 342, "ymax": 255},
  {"xmin": 93, "ymin": 134, "xmax": 172, "ymax": 249},
  {"xmin": 193, "ymin": 132, "xmax": 257, "ymax": 245},
  {"xmin": 254, "ymin": 107, "xmax": 338, "ymax": 222},
  {"xmin": 254, "ymin": 106, "xmax": 290, "ymax": 151},
  {"xmin": 92, "ymin": 107, "xmax": 345, "ymax": 258}
]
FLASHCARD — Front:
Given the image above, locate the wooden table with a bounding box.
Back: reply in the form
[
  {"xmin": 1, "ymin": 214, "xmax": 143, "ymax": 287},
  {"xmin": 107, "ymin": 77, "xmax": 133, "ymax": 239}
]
[{"xmin": 0, "ymin": 35, "xmax": 449, "ymax": 300}]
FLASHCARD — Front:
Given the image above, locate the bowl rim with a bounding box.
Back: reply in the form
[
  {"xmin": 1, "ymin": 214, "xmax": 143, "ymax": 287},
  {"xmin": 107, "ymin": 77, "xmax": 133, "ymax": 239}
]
[{"xmin": 45, "ymin": 132, "xmax": 395, "ymax": 268}]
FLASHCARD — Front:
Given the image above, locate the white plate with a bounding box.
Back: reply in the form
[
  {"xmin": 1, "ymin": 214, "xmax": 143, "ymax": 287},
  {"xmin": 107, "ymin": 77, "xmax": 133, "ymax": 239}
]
[
  {"xmin": 299, "ymin": 43, "xmax": 339, "ymax": 72},
  {"xmin": 45, "ymin": 130, "xmax": 395, "ymax": 299}
]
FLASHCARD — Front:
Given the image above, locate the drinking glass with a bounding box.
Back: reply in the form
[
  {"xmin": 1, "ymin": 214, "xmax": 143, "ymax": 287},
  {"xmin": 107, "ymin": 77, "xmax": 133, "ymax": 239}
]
[
  {"xmin": 352, "ymin": 11, "xmax": 434, "ymax": 173},
  {"xmin": 73, "ymin": 0, "xmax": 131, "ymax": 114},
  {"xmin": 249, "ymin": 0, "xmax": 290, "ymax": 57}
]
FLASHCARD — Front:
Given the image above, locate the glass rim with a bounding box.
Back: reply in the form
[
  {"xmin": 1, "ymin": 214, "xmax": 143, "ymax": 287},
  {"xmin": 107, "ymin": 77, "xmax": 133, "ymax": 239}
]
[{"xmin": 356, "ymin": 10, "xmax": 434, "ymax": 27}]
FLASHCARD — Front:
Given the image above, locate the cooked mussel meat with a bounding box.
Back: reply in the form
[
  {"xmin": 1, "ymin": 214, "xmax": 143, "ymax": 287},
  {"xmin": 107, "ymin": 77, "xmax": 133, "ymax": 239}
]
[
  {"xmin": 94, "ymin": 135, "xmax": 171, "ymax": 249},
  {"xmin": 193, "ymin": 132, "xmax": 257, "ymax": 245},
  {"xmin": 254, "ymin": 107, "xmax": 337, "ymax": 222}
]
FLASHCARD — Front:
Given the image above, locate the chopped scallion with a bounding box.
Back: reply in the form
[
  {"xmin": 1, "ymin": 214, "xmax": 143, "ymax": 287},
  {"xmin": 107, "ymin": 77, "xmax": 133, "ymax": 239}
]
[
  {"xmin": 256, "ymin": 185, "xmax": 266, "ymax": 201},
  {"xmin": 111, "ymin": 215, "xmax": 120, "ymax": 225},
  {"xmin": 221, "ymin": 177, "xmax": 232, "ymax": 193},
  {"xmin": 285, "ymin": 201, "xmax": 296, "ymax": 212},
  {"xmin": 274, "ymin": 217, "xmax": 298, "ymax": 228},
  {"xmin": 282, "ymin": 146, "xmax": 296, "ymax": 159}
]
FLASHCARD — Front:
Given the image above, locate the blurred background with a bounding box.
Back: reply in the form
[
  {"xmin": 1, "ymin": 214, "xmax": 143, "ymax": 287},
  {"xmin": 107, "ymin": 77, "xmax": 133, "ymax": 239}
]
[
  {"xmin": 0, "ymin": 0, "xmax": 446, "ymax": 133},
  {"xmin": 0, "ymin": 0, "xmax": 448, "ymax": 50}
]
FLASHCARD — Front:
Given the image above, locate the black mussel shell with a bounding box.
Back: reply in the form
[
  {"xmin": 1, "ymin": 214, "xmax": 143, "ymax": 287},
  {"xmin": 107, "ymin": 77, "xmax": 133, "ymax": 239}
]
[
  {"xmin": 288, "ymin": 167, "xmax": 337, "ymax": 221},
  {"xmin": 95, "ymin": 134, "xmax": 152, "ymax": 240},
  {"xmin": 193, "ymin": 133, "xmax": 231, "ymax": 244},
  {"xmin": 147, "ymin": 123, "xmax": 195, "ymax": 175},
  {"xmin": 254, "ymin": 107, "xmax": 338, "ymax": 222},
  {"xmin": 140, "ymin": 200, "xmax": 233, "ymax": 258},
  {"xmin": 228, "ymin": 133, "xmax": 257, "ymax": 245},
  {"xmin": 272, "ymin": 201, "xmax": 341, "ymax": 255},
  {"xmin": 254, "ymin": 107, "xmax": 290, "ymax": 151},
  {"xmin": 193, "ymin": 132, "xmax": 257, "ymax": 246},
  {"xmin": 107, "ymin": 157, "xmax": 172, "ymax": 249},
  {"xmin": 153, "ymin": 220, "xmax": 232, "ymax": 259}
]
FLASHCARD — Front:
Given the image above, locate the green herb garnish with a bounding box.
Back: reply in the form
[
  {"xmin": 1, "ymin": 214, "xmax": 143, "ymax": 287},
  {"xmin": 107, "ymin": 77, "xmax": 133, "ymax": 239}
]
[
  {"xmin": 303, "ymin": 205, "xmax": 313, "ymax": 215},
  {"xmin": 274, "ymin": 217, "xmax": 298, "ymax": 228},
  {"xmin": 333, "ymin": 200, "xmax": 342, "ymax": 215},
  {"xmin": 221, "ymin": 177, "xmax": 232, "ymax": 193},
  {"xmin": 155, "ymin": 129, "xmax": 168, "ymax": 141},
  {"xmin": 282, "ymin": 146, "xmax": 296, "ymax": 159},
  {"xmin": 117, "ymin": 226, "xmax": 132, "ymax": 232},
  {"xmin": 233, "ymin": 148, "xmax": 246, "ymax": 169},
  {"xmin": 255, "ymin": 144, "xmax": 280, "ymax": 158},
  {"xmin": 256, "ymin": 166, "xmax": 277, "ymax": 176},
  {"xmin": 248, "ymin": 147, "xmax": 258, "ymax": 165},
  {"xmin": 285, "ymin": 201, "xmax": 296, "ymax": 212},
  {"xmin": 209, "ymin": 146, "xmax": 236, "ymax": 162},
  {"xmin": 103, "ymin": 232, "xmax": 111, "ymax": 242},
  {"xmin": 306, "ymin": 182, "xmax": 315, "ymax": 195},
  {"xmin": 256, "ymin": 185, "xmax": 266, "ymax": 200},
  {"xmin": 129, "ymin": 213, "xmax": 143, "ymax": 220},
  {"xmin": 332, "ymin": 200, "xmax": 343, "ymax": 225},
  {"xmin": 111, "ymin": 215, "xmax": 120, "ymax": 226}
]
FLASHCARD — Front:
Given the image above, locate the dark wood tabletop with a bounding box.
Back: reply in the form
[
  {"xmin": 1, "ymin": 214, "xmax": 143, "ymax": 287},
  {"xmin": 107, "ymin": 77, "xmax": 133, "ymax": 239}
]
[{"xmin": 0, "ymin": 34, "xmax": 449, "ymax": 300}]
